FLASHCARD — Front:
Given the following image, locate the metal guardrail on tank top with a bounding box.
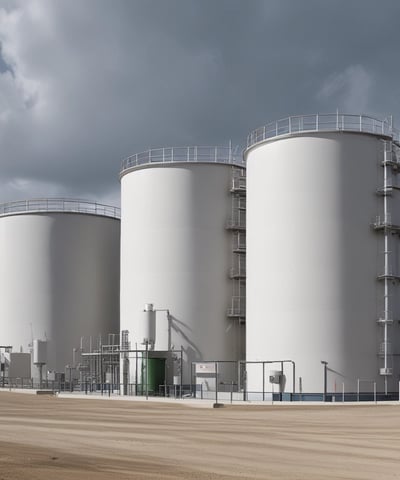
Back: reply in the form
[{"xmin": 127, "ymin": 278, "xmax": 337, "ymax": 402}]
[
  {"xmin": 0, "ymin": 198, "xmax": 121, "ymax": 219},
  {"xmin": 120, "ymin": 146, "xmax": 245, "ymax": 174},
  {"xmin": 247, "ymin": 113, "xmax": 400, "ymax": 149}
]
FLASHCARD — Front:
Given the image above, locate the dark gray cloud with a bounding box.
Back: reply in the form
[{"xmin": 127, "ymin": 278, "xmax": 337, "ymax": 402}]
[{"xmin": 0, "ymin": 0, "xmax": 400, "ymax": 205}]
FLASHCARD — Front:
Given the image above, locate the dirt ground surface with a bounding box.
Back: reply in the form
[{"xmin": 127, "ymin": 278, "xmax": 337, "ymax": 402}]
[{"xmin": 0, "ymin": 393, "xmax": 399, "ymax": 479}]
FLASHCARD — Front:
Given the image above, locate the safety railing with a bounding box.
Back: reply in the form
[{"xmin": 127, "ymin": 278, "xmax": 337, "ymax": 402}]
[
  {"xmin": 121, "ymin": 146, "xmax": 244, "ymax": 174},
  {"xmin": 230, "ymin": 255, "xmax": 246, "ymax": 278},
  {"xmin": 0, "ymin": 198, "xmax": 120, "ymax": 219},
  {"xmin": 232, "ymin": 231, "xmax": 246, "ymax": 252},
  {"xmin": 247, "ymin": 113, "xmax": 400, "ymax": 149},
  {"xmin": 227, "ymin": 296, "xmax": 246, "ymax": 317}
]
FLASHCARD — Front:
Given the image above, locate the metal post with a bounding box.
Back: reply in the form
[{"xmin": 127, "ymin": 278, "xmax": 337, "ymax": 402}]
[
  {"xmin": 262, "ymin": 362, "xmax": 265, "ymax": 402},
  {"xmin": 167, "ymin": 311, "xmax": 171, "ymax": 351},
  {"xmin": 145, "ymin": 341, "xmax": 149, "ymax": 400},
  {"xmin": 342, "ymin": 382, "xmax": 345, "ymax": 403},
  {"xmin": 135, "ymin": 343, "xmax": 138, "ymax": 396},
  {"xmin": 1, "ymin": 350, "xmax": 4, "ymax": 388},
  {"xmin": 299, "ymin": 377, "xmax": 302, "ymax": 401},
  {"xmin": 180, "ymin": 347, "xmax": 183, "ymax": 399},
  {"xmin": 230, "ymin": 380, "xmax": 233, "ymax": 404},
  {"xmin": 237, "ymin": 360, "xmax": 241, "ymax": 394},
  {"xmin": 244, "ymin": 366, "xmax": 247, "ymax": 401},
  {"xmin": 292, "ymin": 361, "xmax": 296, "ymax": 397},
  {"xmin": 321, "ymin": 361, "xmax": 328, "ymax": 402},
  {"xmin": 357, "ymin": 378, "xmax": 360, "ymax": 402},
  {"xmin": 191, "ymin": 362, "xmax": 195, "ymax": 398},
  {"xmin": 374, "ymin": 382, "xmax": 377, "ymax": 404},
  {"xmin": 215, "ymin": 361, "xmax": 218, "ymax": 405}
]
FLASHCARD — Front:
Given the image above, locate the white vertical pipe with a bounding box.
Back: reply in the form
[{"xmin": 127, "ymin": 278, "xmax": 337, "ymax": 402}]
[{"xmin": 342, "ymin": 382, "xmax": 345, "ymax": 403}]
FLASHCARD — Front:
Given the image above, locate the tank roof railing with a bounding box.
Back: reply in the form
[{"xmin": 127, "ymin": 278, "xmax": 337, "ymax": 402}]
[
  {"xmin": 0, "ymin": 198, "xmax": 120, "ymax": 219},
  {"xmin": 120, "ymin": 146, "xmax": 245, "ymax": 175},
  {"xmin": 247, "ymin": 113, "xmax": 400, "ymax": 149}
]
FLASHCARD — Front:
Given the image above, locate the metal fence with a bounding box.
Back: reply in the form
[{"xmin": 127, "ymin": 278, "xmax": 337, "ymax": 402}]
[
  {"xmin": 121, "ymin": 146, "xmax": 245, "ymax": 174},
  {"xmin": 247, "ymin": 113, "xmax": 400, "ymax": 149},
  {"xmin": 0, "ymin": 198, "xmax": 120, "ymax": 219},
  {"xmin": 2, "ymin": 378, "xmax": 400, "ymax": 403}
]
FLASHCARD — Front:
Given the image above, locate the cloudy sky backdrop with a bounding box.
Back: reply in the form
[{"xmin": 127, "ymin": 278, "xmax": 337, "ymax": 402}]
[{"xmin": 0, "ymin": 0, "xmax": 399, "ymax": 206}]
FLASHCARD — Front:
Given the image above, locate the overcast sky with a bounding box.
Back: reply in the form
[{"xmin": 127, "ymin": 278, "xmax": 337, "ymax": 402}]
[{"xmin": 0, "ymin": 0, "xmax": 399, "ymax": 206}]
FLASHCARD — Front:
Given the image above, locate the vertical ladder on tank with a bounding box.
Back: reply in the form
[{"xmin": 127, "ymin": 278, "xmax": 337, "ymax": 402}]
[
  {"xmin": 373, "ymin": 139, "xmax": 400, "ymax": 393},
  {"xmin": 226, "ymin": 167, "xmax": 246, "ymax": 324}
]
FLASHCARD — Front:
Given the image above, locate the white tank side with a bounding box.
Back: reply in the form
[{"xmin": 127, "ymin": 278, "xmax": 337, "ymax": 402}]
[
  {"xmin": 246, "ymin": 132, "xmax": 389, "ymax": 396},
  {"xmin": 120, "ymin": 163, "xmax": 240, "ymax": 383},
  {"xmin": 0, "ymin": 213, "xmax": 120, "ymax": 372}
]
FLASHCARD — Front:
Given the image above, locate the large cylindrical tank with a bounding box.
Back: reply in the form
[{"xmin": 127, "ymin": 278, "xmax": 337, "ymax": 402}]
[
  {"xmin": 0, "ymin": 199, "xmax": 120, "ymax": 374},
  {"xmin": 120, "ymin": 147, "xmax": 245, "ymax": 384},
  {"xmin": 245, "ymin": 114, "xmax": 400, "ymax": 398}
]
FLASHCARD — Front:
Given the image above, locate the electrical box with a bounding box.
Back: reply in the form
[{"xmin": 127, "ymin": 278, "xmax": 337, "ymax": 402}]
[{"xmin": 269, "ymin": 370, "xmax": 282, "ymax": 384}]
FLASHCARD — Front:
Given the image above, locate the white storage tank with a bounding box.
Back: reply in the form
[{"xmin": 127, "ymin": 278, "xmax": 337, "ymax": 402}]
[
  {"xmin": 120, "ymin": 147, "xmax": 245, "ymax": 385},
  {"xmin": 140, "ymin": 303, "xmax": 156, "ymax": 347},
  {"xmin": 0, "ymin": 199, "xmax": 120, "ymax": 374},
  {"xmin": 245, "ymin": 114, "xmax": 400, "ymax": 399},
  {"xmin": 33, "ymin": 339, "xmax": 47, "ymax": 365}
]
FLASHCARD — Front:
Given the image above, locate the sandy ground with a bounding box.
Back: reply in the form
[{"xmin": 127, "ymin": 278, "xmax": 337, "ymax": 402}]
[{"xmin": 0, "ymin": 393, "xmax": 399, "ymax": 479}]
